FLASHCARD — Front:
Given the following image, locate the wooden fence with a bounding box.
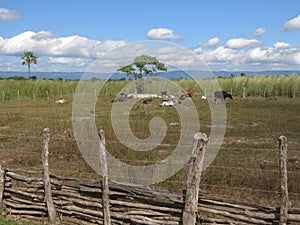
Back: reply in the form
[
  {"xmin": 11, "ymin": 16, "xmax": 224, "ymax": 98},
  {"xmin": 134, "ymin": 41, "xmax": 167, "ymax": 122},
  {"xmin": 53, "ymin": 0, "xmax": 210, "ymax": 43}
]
[{"xmin": 0, "ymin": 129, "xmax": 299, "ymax": 224}]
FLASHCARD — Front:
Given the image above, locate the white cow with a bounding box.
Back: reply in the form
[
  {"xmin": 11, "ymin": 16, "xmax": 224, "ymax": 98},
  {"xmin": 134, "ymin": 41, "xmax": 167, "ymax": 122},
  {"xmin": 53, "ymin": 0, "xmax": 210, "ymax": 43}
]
[
  {"xmin": 55, "ymin": 98, "xmax": 67, "ymax": 104},
  {"xmin": 159, "ymin": 99, "xmax": 180, "ymax": 106}
]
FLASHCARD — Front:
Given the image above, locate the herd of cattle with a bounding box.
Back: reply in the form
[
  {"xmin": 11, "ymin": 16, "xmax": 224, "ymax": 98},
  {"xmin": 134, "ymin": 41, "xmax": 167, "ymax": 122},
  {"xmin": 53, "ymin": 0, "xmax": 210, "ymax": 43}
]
[
  {"xmin": 55, "ymin": 90, "xmax": 233, "ymax": 105},
  {"xmin": 109, "ymin": 90, "xmax": 233, "ymax": 106}
]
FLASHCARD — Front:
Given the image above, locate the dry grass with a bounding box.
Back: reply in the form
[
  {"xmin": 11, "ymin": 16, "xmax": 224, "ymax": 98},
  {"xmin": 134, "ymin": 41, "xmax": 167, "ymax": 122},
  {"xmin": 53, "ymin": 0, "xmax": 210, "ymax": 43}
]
[{"xmin": 0, "ymin": 80, "xmax": 299, "ymax": 207}]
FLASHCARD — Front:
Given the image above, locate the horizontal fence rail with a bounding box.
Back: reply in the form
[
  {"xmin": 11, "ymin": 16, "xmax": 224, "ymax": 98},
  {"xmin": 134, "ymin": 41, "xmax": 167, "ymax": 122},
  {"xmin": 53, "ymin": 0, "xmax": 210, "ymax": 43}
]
[
  {"xmin": 0, "ymin": 128, "xmax": 299, "ymax": 224},
  {"xmin": 1, "ymin": 169, "xmax": 300, "ymax": 224}
]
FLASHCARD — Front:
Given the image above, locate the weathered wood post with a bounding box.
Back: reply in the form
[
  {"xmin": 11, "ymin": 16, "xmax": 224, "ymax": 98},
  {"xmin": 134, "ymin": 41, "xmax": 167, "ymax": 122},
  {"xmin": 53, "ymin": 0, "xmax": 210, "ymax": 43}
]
[
  {"xmin": 42, "ymin": 128, "xmax": 56, "ymax": 223},
  {"xmin": 0, "ymin": 164, "xmax": 4, "ymax": 213},
  {"xmin": 98, "ymin": 130, "xmax": 111, "ymax": 225},
  {"xmin": 278, "ymin": 135, "xmax": 289, "ymax": 225},
  {"xmin": 183, "ymin": 132, "xmax": 208, "ymax": 225}
]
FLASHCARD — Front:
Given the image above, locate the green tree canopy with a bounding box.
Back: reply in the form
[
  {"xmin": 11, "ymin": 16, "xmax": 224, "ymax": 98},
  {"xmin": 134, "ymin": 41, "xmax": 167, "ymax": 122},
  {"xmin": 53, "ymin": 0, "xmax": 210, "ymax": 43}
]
[
  {"xmin": 21, "ymin": 51, "xmax": 37, "ymax": 79},
  {"xmin": 118, "ymin": 55, "xmax": 167, "ymax": 80}
]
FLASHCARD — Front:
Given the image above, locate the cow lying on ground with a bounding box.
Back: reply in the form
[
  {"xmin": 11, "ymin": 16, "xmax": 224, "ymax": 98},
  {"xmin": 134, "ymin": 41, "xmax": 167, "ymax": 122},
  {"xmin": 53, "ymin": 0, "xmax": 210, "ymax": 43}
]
[
  {"xmin": 160, "ymin": 99, "xmax": 181, "ymax": 106},
  {"xmin": 142, "ymin": 99, "xmax": 152, "ymax": 104},
  {"xmin": 180, "ymin": 89, "xmax": 194, "ymax": 100},
  {"xmin": 111, "ymin": 93, "xmax": 127, "ymax": 103},
  {"xmin": 214, "ymin": 91, "xmax": 233, "ymax": 104},
  {"xmin": 185, "ymin": 89, "xmax": 195, "ymax": 97},
  {"xmin": 55, "ymin": 98, "xmax": 67, "ymax": 104}
]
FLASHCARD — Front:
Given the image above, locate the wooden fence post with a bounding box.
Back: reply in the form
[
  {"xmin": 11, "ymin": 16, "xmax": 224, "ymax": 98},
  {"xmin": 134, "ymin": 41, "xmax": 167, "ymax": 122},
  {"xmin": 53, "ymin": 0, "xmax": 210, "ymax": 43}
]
[
  {"xmin": 42, "ymin": 128, "xmax": 56, "ymax": 223},
  {"xmin": 98, "ymin": 130, "xmax": 111, "ymax": 225},
  {"xmin": 0, "ymin": 164, "xmax": 4, "ymax": 213},
  {"xmin": 279, "ymin": 135, "xmax": 289, "ymax": 225},
  {"xmin": 183, "ymin": 132, "xmax": 208, "ymax": 225},
  {"xmin": 243, "ymin": 86, "xmax": 246, "ymax": 98}
]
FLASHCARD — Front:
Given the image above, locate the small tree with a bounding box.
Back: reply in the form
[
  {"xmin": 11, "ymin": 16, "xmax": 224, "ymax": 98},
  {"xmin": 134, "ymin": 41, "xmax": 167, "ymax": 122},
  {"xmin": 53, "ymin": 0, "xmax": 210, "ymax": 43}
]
[
  {"xmin": 21, "ymin": 51, "xmax": 37, "ymax": 79},
  {"xmin": 118, "ymin": 55, "xmax": 167, "ymax": 93}
]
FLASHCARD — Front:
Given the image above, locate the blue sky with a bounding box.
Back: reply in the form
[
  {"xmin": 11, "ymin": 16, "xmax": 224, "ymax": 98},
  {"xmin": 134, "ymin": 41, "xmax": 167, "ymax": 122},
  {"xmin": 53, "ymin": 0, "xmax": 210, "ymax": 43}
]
[{"xmin": 1, "ymin": 0, "xmax": 300, "ymax": 72}]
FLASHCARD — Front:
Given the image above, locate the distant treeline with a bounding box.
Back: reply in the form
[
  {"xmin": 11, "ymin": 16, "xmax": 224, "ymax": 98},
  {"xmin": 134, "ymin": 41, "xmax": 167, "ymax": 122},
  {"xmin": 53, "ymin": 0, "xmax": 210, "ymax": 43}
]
[
  {"xmin": 0, "ymin": 75, "xmax": 78, "ymax": 81},
  {"xmin": 0, "ymin": 74, "xmax": 299, "ymax": 101}
]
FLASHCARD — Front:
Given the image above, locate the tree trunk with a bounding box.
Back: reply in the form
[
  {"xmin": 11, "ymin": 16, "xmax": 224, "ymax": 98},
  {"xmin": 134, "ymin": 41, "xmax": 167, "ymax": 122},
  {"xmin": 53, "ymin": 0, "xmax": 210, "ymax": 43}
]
[{"xmin": 28, "ymin": 64, "xmax": 31, "ymax": 79}]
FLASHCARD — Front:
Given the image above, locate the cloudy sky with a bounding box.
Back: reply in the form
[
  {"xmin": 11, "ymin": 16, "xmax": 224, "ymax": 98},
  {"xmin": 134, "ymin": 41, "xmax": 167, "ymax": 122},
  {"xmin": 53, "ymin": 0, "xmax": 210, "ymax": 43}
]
[{"xmin": 1, "ymin": 0, "xmax": 300, "ymax": 72}]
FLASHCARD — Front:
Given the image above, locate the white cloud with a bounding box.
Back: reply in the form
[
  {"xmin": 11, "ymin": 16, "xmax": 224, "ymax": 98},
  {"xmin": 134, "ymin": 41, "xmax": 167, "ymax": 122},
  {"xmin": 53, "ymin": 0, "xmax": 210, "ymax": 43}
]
[
  {"xmin": 1, "ymin": 30, "xmax": 300, "ymax": 72},
  {"xmin": 226, "ymin": 38, "xmax": 261, "ymax": 49},
  {"xmin": 274, "ymin": 42, "xmax": 290, "ymax": 48},
  {"xmin": 193, "ymin": 47, "xmax": 203, "ymax": 54},
  {"xmin": 253, "ymin": 27, "xmax": 266, "ymax": 36},
  {"xmin": 156, "ymin": 46, "xmax": 198, "ymax": 67},
  {"xmin": 199, "ymin": 46, "xmax": 245, "ymax": 62},
  {"xmin": 282, "ymin": 15, "xmax": 300, "ymax": 31},
  {"xmin": 0, "ymin": 31, "xmax": 127, "ymax": 58},
  {"xmin": 48, "ymin": 57, "xmax": 89, "ymax": 67},
  {"xmin": 147, "ymin": 28, "xmax": 183, "ymax": 40},
  {"xmin": 198, "ymin": 37, "xmax": 220, "ymax": 47},
  {"xmin": 0, "ymin": 8, "xmax": 20, "ymax": 21},
  {"xmin": 32, "ymin": 31, "xmax": 55, "ymax": 40},
  {"xmin": 206, "ymin": 37, "xmax": 221, "ymax": 46},
  {"xmin": 192, "ymin": 39, "xmax": 300, "ymax": 70},
  {"xmin": 0, "ymin": 31, "xmax": 128, "ymax": 72},
  {"xmin": 248, "ymin": 42, "xmax": 300, "ymax": 64}
]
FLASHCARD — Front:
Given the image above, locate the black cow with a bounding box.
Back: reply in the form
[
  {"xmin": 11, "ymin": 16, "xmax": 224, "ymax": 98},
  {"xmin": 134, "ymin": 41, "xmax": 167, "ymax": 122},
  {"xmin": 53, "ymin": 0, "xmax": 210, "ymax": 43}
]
[{"xmin": 214, "ymin": 91, "xmax": 233, "ymax": 104}]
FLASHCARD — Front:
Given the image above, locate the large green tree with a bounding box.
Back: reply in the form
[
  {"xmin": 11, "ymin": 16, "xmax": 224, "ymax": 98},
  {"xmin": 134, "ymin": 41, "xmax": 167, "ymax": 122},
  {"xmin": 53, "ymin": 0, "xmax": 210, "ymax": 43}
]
[
  {"xmin": 118, "ymin": 55, "xmax": 167, "ymax": 93},
  {"xmin": 21, "ymin": 51, "xmax": 37, "ymax": 79}
]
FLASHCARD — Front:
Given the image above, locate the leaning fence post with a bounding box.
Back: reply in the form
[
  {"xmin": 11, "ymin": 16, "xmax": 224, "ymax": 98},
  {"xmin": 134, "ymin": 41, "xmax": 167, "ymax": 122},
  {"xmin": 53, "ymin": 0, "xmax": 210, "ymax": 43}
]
[
  {"xmin": 279, "ymin": 135, "xmax": 289, "ymax": 225},
  {"xmin": 98, "ymin": 130, "xmax": 111, "ymax": 225},
  {"xmin": 0, "ymin": 164, "xmax": 4, "ymax": 213},
  {"xmin": 183, "ymin": 132, "xmax": 208, "ymax": 225},
  {"xmin": 42, "ymin": 128, "xmax": 56, "ymax": 223}
]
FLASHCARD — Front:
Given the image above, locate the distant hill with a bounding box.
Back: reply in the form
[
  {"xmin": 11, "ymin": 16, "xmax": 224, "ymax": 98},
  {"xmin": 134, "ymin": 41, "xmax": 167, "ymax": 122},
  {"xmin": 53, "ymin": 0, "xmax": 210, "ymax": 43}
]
[{"xmin": 0, "ymin": 70, "xmax": 299, "ymax": 80}]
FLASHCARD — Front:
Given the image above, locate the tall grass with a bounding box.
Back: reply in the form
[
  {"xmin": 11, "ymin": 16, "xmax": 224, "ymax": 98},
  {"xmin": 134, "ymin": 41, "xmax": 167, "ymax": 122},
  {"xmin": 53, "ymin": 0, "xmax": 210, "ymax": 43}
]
[
  {"xmin": 0, "ymin": 75, "xmax": 299, "ymax": 101},
  {"xmin": 0, "ymin": 79, "xmax": 78, "ymax": 101},
  {"xmin": 217, "ymin": 74, "xmax": 300, "ymax": 97}
]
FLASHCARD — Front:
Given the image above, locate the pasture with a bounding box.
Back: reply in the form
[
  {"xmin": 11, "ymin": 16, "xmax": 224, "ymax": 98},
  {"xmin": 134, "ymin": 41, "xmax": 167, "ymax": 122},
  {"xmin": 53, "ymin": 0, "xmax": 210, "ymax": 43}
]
[{"xmin": 0, "ymin": 76, "xmax": 299, "ymax": 210}]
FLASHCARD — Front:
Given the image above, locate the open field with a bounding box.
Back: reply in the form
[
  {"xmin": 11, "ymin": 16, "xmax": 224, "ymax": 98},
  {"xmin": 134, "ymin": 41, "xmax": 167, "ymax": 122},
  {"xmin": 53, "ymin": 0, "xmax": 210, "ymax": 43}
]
[{"xmin": 0, "ymin": 77, "xmax": 299, "ymax": 209}]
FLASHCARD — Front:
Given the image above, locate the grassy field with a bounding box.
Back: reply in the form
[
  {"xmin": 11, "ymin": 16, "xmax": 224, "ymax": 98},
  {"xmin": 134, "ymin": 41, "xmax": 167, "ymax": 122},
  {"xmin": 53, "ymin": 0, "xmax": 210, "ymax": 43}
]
[{"xmin": 0, "ymin": 76, "xmax": 299, "ymax": 209}]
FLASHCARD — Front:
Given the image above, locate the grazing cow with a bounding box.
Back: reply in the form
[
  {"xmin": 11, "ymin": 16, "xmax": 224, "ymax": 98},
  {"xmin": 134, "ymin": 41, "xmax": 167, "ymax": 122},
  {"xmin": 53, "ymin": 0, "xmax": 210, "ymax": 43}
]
[{"xmin": 214, "ymin": 91, "xmax": 233, "ymax": 104}]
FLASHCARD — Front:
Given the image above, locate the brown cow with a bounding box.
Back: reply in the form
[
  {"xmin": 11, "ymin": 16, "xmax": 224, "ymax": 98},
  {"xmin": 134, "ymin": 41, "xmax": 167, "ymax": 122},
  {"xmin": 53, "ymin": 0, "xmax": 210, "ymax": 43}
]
[{"xmin": 185, "ymin": 89, "xmax": 195, "ymax": 97}]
